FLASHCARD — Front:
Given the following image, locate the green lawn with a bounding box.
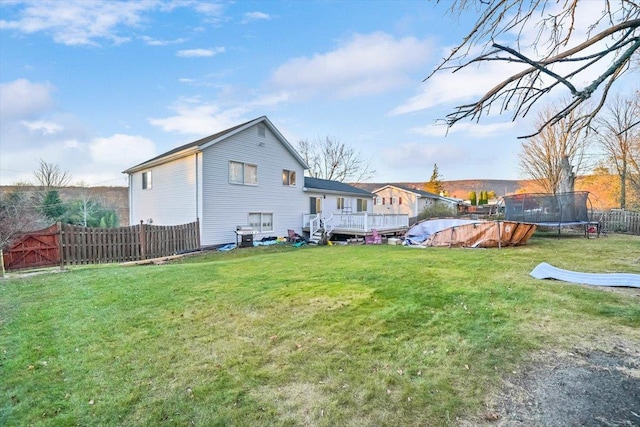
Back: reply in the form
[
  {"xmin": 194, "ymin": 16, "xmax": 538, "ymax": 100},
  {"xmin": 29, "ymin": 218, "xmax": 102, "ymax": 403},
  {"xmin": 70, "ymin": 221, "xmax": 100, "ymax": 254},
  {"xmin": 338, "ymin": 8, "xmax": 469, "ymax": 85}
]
[{"xmin": 1, "ymin": 234, "xmax": 639, "ymax": 426}]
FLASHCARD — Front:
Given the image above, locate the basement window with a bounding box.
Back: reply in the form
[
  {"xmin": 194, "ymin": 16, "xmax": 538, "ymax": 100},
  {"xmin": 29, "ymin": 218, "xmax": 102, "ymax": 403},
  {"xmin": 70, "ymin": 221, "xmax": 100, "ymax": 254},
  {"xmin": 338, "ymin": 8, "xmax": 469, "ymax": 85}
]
[{"xmin": 248, "ymin": 212, "xmax": 273, "ymax": 232}]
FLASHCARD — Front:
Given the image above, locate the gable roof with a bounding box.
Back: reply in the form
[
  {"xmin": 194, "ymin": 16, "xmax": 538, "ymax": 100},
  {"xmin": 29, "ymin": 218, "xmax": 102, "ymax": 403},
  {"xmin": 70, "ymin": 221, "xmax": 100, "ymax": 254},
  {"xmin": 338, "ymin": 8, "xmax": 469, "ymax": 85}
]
[
  {"xmin": 122, "ymin": 116, "xmax": 308, "ymax": 174},
  {"xmin": 372, "ymin": 184, "xmax": 441, "ymax": 199},
  {"xmin": 304, "ymin": 177, "xmax": 373, "ymax": 197}
]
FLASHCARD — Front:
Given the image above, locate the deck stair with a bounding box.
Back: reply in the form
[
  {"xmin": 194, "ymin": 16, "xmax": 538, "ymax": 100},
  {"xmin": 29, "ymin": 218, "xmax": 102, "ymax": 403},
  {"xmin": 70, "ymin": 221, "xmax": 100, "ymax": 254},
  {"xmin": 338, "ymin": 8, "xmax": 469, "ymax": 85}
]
[{"xmin": 308, "ymin": 228, "xmax": 332, "ymax": 245}]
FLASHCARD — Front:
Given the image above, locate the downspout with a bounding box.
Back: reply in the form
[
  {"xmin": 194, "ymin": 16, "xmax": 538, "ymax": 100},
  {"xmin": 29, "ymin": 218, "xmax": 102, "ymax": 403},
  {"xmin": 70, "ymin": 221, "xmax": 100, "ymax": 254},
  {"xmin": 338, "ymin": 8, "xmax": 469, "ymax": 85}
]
[
  {"xmin": 195, "ymin": 152, "xmax": 199, "ymax": 221},
  {"xmin": 128, "ymin": 173, "xmax": 133, "ymax": 225}
]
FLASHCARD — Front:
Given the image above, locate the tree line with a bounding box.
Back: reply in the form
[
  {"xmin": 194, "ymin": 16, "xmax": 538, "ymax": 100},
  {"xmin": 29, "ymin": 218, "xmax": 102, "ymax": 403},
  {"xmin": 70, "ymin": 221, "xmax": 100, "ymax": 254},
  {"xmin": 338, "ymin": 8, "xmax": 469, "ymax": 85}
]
[{"xmin": 0, "ymin": 160, "xmax": 119, "ymax": 249}]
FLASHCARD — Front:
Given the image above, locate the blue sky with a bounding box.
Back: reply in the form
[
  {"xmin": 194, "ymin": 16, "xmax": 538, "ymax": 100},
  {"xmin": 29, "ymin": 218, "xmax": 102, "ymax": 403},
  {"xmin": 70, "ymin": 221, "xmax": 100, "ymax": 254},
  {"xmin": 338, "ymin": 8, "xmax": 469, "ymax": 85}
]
[{"xmin": 0, "ymin": 0, "xmax": 633, "ymax": 186}]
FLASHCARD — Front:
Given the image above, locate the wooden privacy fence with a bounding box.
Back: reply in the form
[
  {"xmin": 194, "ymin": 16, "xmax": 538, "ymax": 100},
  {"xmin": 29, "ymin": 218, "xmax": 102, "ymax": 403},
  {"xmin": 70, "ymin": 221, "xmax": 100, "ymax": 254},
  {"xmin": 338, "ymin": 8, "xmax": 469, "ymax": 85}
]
[
  {"xmin": 595, "ymin": 209, "xmax": 640, "ymax": 235},
  {"xmin": 2, "ymin": 220, "xmax": 200, "ymax": 271}
]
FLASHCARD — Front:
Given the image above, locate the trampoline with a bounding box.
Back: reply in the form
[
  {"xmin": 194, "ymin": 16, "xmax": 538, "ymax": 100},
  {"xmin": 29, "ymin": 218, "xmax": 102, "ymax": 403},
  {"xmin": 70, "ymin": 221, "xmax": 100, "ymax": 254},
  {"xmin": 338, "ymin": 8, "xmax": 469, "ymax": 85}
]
[{"xmin": 502, "ymin": 191, "xmax": 600, "ymax": 237}]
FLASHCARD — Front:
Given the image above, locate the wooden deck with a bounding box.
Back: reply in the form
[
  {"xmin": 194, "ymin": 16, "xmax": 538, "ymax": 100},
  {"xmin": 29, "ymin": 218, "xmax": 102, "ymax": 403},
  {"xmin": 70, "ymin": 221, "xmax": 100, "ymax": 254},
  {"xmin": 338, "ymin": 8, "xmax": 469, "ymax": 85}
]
[{"xmin": 302, "ymin": 213, "xmax": 410, "ymax": 238}]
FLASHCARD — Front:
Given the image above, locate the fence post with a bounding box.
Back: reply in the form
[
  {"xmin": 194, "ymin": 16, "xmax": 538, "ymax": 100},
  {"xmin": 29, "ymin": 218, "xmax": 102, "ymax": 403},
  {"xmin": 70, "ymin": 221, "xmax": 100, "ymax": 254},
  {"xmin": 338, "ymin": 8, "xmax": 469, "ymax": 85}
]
[
  {"xmin": 0, "ymin": 249, "xmax": 4, "ymax": 278},
  {"xmin": 196, "ymin": 218, "xmax": 201, "ymax": 249},
  {"xmin": 139, "ymin": 220, "xmax": 146, "ymax": 260},
  {"xmin": 57, "ymin": 222, "xmax": 64, "ymax": 269}
]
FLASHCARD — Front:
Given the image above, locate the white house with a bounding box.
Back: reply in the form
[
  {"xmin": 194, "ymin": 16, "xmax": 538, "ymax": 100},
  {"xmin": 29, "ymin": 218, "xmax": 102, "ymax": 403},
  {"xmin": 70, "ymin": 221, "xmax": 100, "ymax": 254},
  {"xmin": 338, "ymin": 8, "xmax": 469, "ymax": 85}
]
[
  {"xmin": 123, "ymin": 116, "xmax": 309, "ymax": 246},
  {"xmin": 303, "ymin": 178, "xmax": 408, "ymax": 236},
  {"xmin": 303, "ymin": 176, "xmax": 374, "ymax": 217},
  {"xmin": 372, "ymin": 184, "xmax": 457, "ymax": 221}
]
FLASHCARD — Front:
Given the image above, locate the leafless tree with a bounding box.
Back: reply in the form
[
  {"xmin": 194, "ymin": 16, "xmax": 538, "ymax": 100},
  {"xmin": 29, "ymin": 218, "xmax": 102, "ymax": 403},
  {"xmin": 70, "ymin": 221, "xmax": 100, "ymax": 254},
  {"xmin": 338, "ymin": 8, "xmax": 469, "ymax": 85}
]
[
  {"xmin": 0, "ymin": 190, "xmax": 48, "ymax": 249},
  {"xmin": 519, "ymin": 105, "xmax": 591, "ymax": 194},
  {"xmin": 595, "ymin": 93, "xmax": 640, "ymax": 208},
  {"xmin": 298, "ymin": 137, "xmax": 376, "ymax": 183},
  {"xmin": 33, "ymin": 159, "xmax": 72, "ymax": 188},
  {"xmin": 429, "ymin": 0, "xmax": 640, "ymax": 137}
]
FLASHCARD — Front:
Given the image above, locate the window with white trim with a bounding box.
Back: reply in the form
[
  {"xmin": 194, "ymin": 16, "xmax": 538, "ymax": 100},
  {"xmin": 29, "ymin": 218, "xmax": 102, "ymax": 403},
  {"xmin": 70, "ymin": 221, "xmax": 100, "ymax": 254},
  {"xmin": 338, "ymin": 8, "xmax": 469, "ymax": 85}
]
[
  {"xmin": 282, "ymin": 169, "xmax": 296, "ymax": 186},
  {"xmin": 229, "ymin": 161, "xmax": 257, "ymax": 185},
  {"xmin": 374, "ymin": 197, "xmax": 381, "ymax": 205},
  {"xmin": 356, "ymin": 198, "xmax": 368, "ymax": 212},
  {"xmin": 142, "ymin": 171, "xmax": 152, "ymax": 190},
  {"xmin": 337, "ymin": 197, "xmax": 345, "ymax": 210},
  {"xmin": 248, "ymin": 212, "xmax": 273, "ymax": 232},
  {"xmin": 392, "ymin": 197, "xmax": 399, "ymax": 205}
]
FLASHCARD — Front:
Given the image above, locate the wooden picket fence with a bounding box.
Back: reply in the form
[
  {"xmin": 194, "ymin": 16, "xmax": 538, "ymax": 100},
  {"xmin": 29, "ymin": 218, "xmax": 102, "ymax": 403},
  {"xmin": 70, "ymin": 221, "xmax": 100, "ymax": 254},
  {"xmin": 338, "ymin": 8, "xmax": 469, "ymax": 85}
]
[
  {"xmin": 594, "ymin": 209, "xmax": 640, "ymax": 235},
  {"xmin": 2, "ymin": 220, "xmax": 200, "ymax": 271}
]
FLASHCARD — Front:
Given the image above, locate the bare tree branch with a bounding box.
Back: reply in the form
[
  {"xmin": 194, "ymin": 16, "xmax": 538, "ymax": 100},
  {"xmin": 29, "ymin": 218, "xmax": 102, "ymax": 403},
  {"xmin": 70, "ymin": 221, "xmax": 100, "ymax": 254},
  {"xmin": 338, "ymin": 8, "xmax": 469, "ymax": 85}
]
[
  {"xmin": 429, "ymin": 1, "xmax": 640, "ymax": 137},
  {"xmin": 298, "ymin": 136, "xmax": 376, "ymax": 183}
]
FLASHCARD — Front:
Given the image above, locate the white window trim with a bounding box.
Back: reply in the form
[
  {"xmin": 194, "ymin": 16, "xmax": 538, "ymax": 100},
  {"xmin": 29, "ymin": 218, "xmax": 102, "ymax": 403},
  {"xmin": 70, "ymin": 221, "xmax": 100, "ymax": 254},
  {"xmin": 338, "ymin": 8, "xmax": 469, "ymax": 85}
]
[
  {"xmin": 282, "ymin": 169, "xmax": 296, "ymax": 186},
  {"xmin": 248, "ymin": 212, "xmax": 273, "ymax": 233},
  {"xmin": 142, "ymin": 170, "xmax": 152, "ymax": 190},
  {"xmin": 229, "ymin": 161, "xmax": 258, "ymax": 186}
]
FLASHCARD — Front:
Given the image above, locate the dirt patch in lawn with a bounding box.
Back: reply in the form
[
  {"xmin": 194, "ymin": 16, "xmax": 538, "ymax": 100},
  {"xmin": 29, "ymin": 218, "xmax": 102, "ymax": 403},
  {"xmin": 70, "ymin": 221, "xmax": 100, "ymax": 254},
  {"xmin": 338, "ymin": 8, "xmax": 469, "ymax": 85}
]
[{"xmin": 461, "ymin": 286, "xmax": 640, "ymax": 427}]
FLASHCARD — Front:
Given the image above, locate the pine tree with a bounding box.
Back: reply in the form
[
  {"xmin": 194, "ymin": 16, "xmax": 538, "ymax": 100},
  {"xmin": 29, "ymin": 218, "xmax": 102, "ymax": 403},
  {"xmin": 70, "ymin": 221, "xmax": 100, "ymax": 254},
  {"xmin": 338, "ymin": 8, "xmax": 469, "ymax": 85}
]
[
  {"xmin": 424, "ymin": 163, "xmax": 444, "ymax": 194},
  {"xmin": 41, "ymin": 190, "xmax": 65, "ymax": 221}
]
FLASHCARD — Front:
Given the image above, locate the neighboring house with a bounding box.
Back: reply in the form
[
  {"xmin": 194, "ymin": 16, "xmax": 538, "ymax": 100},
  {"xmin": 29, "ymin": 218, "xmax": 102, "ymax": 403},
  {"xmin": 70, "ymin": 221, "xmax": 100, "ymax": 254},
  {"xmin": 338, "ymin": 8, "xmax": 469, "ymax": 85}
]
[
  {"xmin": 303, "ymin": 177, "xmax": 374, "ymax": 218},
  {"xmin": 123, "ymin": 116, "xmax": 309, "ymax": 246},
  {"xmin": 372, "ymin": 184, "xmax": 457, "ymax": 220}
]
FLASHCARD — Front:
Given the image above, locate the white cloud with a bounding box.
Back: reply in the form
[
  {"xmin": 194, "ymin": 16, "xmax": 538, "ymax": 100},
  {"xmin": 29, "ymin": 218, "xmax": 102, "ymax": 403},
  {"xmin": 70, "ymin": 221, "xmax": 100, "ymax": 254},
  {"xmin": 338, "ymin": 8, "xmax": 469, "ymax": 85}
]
[
  {"xmin": 0, "ymin": 0, "xmax": 155, "ymax": 46},
  {"xmin": 381, "ymin": 142, "xmax": 464, "ymax": 169},
  {"xmin": 0, "ymin": 79, "xmax": 54, "ymax": 118},
  {"xmin": 409, "ymin": 121, "xmax": 517, "ymax": 138},
  {"xmin": 148, "ymin": 90, "xmax": 290, "ymax": 136},
  {"xmin": 140, "ymin": 35, "xmax": 187, "ymax": 46},
  {"xmin": 21, "ymin": 120, "xmax": 63, "ymax": 135},
  {"xmin": 90, "ymin": 134, "xmax": 156, "ymax": 167},
  {"xmin": 148, "ymin": 98, "xmax": 248, "ymax": 136},
  {"xmin": 389, "ymin": 58, "xmax": 523, "ymax": 116},
  {"xmin": 176, "ymin": 47, "xmax": 225, "ymax": 57},
  {"xmin": 242, "ymin": 11, "xmax": 271, "ymax": 23},
  {"xmin": 271, "ymin": 32, "xmax": 433, "ymax": 98}
]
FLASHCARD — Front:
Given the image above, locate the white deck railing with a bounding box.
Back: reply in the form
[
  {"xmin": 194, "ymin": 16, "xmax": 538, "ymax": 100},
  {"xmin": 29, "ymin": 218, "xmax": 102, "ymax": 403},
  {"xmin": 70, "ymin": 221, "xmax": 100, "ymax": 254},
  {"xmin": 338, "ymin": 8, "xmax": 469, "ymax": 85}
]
[{"xmin": 303, "ymin": 213, "xmax": 409, "ymax": 234}]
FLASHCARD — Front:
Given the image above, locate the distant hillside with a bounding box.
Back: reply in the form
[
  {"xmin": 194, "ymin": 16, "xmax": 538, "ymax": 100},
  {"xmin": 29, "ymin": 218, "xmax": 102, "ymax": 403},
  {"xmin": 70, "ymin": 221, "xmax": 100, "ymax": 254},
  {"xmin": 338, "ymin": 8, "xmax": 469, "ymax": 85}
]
[
  {"xmin": 355, "ymin": 175, "xmax": 623, "ymax": 210},
  {"xmin": 355, "ymin": 180, "xmax": 525, "ymax": 198}
]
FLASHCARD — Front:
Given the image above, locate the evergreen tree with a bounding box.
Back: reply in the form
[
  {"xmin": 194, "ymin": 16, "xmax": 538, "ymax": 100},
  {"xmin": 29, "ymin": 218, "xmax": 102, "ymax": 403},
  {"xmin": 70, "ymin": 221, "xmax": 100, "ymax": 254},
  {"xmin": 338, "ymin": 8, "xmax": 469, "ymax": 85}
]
[
  {"xmin": 41, "ymin": 190, "xmax": 65, "ymax": 221},
  {"xmin": 424, "ymin": 163, "xmax": 444, "ymax": 194},
  {"xmin": 469, "ymin": 191, "xmax": 477, "ymax": 206}
]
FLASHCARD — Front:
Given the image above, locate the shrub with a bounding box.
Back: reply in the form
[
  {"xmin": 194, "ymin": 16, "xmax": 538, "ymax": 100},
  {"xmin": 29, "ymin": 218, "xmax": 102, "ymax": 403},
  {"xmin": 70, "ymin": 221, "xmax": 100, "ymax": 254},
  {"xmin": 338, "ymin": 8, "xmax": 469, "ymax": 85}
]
[{"xmin": 417, "ymin": 202, "xmax": 458, "ymax": 221}]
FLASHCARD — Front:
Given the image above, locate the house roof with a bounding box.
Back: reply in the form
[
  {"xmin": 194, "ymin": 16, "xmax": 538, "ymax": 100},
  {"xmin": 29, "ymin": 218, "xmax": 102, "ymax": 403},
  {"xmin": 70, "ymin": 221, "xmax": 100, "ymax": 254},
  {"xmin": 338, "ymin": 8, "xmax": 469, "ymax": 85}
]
[
  {"xmin": 304, "ymin": 177, "xmax": 373, "ymax": 197},
  {"xmin": 372, "ymin": 184, "xmax": 441, "ymax": 199},
  {"xmin": 122, "ymin": 116, "xmax": 308, "ymax": 174}
]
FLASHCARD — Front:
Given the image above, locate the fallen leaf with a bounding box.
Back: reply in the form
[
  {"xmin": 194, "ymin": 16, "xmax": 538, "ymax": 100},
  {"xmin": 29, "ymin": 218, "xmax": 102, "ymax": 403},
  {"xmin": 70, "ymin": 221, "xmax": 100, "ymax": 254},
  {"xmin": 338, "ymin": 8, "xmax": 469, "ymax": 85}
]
[{"xmin": 484, "ymin": 412, "xmax": 500, "ymax": 421}]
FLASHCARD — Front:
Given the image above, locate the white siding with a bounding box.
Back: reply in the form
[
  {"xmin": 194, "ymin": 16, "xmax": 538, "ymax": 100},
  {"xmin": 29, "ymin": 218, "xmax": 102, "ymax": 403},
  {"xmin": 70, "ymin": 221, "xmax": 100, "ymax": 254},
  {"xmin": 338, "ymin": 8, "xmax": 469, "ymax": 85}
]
[
  {"xmin": 373, "ymin": 187, "xmax": 419, "ymax": 217},
  {"xmin": 200, "ymin": 124, "xmax": 307, "ymax": 245},
  {"xmin": 129, "ymin": 154, "xmax": 198, "ymax": 226},
  {"xmin": 305, "ymin": 191, "xmax": 373, "ymax": 218}
]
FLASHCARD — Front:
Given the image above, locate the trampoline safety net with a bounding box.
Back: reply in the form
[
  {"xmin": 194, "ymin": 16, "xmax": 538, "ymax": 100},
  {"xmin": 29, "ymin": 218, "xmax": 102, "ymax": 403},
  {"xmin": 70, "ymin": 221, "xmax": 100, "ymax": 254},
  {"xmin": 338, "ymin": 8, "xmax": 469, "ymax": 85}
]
[{"xmin": 503, "ymin": 192, "xmax": 591, "ymax": 224}]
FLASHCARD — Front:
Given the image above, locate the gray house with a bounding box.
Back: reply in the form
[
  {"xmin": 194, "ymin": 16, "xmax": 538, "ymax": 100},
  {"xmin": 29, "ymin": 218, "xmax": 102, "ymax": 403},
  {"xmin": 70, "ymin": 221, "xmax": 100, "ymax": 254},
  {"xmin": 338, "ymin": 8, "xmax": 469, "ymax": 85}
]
[{"xmin": 123, "ymin": 116, "xmax": 309, "ymax": 246}]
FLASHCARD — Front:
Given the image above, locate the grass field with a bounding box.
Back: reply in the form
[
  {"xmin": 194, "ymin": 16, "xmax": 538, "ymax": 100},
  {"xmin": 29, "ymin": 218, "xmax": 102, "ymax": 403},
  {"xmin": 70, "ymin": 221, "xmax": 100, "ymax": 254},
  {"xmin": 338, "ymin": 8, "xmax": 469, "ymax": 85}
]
[{"xmin": 1, "ymin": 233, "xmax": 639, "ymax": 426}]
